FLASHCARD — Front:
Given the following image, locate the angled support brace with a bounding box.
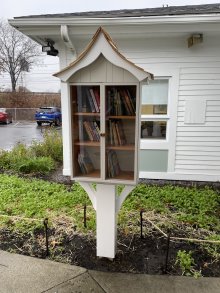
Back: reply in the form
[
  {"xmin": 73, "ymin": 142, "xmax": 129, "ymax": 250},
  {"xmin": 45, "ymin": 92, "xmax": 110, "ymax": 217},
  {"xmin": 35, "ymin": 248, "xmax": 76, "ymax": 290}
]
[{"xmin": 79, "ymin": 182, "xmax": 135, "ymax": 259}]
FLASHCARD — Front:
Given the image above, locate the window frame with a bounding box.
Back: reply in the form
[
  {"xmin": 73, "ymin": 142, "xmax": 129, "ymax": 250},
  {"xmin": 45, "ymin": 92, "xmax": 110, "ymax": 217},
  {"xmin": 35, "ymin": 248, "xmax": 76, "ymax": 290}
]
[
  {"xmin": 139, "ymin": 70, "xmax": 179, "ymax": 174},
  {"xmin": 140, "ymin": 77, "xmax": 170, "ymax": 148}
]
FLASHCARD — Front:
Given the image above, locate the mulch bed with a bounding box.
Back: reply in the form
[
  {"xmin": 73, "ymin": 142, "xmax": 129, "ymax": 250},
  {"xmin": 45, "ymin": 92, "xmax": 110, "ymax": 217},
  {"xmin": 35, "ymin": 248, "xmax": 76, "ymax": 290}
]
[{"xmin": 0, "ymin": 227, "xmax": 219, "ymax": 277}]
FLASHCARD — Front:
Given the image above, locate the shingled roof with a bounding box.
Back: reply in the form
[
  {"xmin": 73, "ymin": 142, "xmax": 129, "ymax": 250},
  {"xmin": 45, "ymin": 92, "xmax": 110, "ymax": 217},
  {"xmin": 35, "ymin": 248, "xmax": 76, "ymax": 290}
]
[{"xmin": 14, "ymin": 3, "xmax": 220, "ymax": 19}]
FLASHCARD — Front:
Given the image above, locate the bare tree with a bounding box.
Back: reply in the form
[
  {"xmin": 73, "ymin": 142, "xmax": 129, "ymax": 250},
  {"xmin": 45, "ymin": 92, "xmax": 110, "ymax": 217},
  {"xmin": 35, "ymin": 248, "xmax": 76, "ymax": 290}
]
[{"xmin": 0, "ymin": 20, "xmax": 41, "ymax": 92}]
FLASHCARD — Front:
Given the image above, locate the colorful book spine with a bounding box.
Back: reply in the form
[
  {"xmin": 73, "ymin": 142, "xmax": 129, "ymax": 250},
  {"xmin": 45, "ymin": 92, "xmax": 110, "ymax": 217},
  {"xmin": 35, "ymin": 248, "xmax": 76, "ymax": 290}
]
[
  {"xmin": 86, "ymin": 89, "xmax": 96, "ymax": 112},
  {"xmin": 89, "ymin": 89, "xmax": 99, "ymax": 112}
]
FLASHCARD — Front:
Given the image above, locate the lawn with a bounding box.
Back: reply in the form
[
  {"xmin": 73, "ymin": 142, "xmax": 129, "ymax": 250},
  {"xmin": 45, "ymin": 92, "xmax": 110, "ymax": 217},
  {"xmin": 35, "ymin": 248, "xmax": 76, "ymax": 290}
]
[{"xmin": 0, "ymin": 173, "xmax": 220, "ymax": 276}]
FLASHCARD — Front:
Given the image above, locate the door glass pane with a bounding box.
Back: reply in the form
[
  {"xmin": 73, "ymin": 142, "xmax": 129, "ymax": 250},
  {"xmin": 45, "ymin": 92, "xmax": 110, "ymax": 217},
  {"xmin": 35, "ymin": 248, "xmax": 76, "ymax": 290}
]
[
  {"xmin": 105, "ymin": 85, "xmax": 136, "ymax": 181},
  {"xmin": 71, "ymin": 85, "xmax": 101, "ymax": 178}
]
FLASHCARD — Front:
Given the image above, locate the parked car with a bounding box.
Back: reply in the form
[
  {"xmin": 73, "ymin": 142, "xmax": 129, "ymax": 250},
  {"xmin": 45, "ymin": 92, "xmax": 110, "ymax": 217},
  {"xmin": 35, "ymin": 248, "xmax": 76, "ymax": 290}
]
[
  {"xmin": 35, "ymin": 107, "xmax": 62, "ymax": 126},
  {"xmin": 0, "ymin": 108, "xmax": 13, "ymax": 124}
]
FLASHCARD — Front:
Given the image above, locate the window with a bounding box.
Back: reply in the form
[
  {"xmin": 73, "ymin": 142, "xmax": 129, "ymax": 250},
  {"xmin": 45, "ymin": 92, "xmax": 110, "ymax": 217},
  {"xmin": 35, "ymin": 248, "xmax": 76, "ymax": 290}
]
[
  {"xmin": 141, "ymin": 121, "xmax": 167, "ymax": 139},
  {"xmin": 140, "ymin": 78, "xmax": 170, "ymax": 173},
  {"xmin": 141, "ymin": 79, "xmax": 169, "ymax": 140}
]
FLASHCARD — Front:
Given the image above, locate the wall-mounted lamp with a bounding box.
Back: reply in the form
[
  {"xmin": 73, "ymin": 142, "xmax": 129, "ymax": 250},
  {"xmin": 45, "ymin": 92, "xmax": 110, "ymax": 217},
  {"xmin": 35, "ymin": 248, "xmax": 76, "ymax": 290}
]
[
  {"xmin": 188, "ymin": 34, "xmax": 203, "ymax": 48},
  {"xmin": 42, "ymin": 40, "xmax": 59, "ymax": 56}
]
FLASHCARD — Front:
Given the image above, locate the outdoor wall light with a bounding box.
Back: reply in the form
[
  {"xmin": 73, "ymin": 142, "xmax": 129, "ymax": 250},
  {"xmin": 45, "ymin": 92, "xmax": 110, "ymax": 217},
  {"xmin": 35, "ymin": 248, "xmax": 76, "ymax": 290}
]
[
  {"xmin": 42, "ymin": 40, "xmax": 59, "ymax": 56},
  {"xmin": 188, "ymin": 33, "xmax": 203, "ymax": 48}
]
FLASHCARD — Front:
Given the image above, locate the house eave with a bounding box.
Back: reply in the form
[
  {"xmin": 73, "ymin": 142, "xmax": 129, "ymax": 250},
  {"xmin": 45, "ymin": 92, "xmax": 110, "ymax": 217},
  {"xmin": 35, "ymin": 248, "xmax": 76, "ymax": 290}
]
[{"xmin": 8, "ymin": 13, "xmax": 220, "ymax": 28}]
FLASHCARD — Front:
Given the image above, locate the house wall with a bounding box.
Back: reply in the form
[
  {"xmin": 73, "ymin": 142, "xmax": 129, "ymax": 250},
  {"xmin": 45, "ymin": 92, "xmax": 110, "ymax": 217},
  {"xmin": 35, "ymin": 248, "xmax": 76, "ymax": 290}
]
[
  {"xmin": 98, "ymin": 34, "xmax": 220, "ymax": 182},
  {"xmin": 60, "ymin": 32, "xmax": 220, "ymax": 182}
]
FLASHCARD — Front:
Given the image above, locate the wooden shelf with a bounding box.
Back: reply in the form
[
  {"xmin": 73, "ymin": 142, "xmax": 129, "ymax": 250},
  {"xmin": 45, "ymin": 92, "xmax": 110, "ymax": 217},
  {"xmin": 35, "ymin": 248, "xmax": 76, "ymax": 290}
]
[
  {"xmin": 74, "ymin": 141, "xmax": 100, "ymax": 147},
  {"xmin": 74, "ymin": 112, "xmax": 100, "ymax": 117},
  {"xmin": 77, "ymin": 170, "xmax": 100, "ymax": 178},
  {"xmin": 106, "ymin": 144, "xmax": 135, "ymax": 151},
  {"xmin": 107, "ymin": 115, "xmax": 135, "ymax": 120},
  {"xmin": 106, "ymin": 171, "xmax": 134, "ymax": 181}
]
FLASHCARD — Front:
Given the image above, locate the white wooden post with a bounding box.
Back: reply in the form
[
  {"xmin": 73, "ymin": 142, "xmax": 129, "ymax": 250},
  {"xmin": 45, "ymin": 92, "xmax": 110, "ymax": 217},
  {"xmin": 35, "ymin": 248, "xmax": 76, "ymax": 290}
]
[
  {"xmin": 60, "ymin": 82, "xmax": 72, "ymax": 176},
  {"xmin": 80, "ymin": 182, "xmax": 135, "ymax": 259}
]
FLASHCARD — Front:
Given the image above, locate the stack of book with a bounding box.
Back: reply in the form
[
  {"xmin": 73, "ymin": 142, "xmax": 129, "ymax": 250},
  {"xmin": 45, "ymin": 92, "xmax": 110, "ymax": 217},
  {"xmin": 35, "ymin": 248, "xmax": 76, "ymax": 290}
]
[
  {"xmin": 78, "ymin": 150, "xmax": 94, "ymax": 174},
  {"xmin": 81, "ymin": 120, "xmax": 100, "ymax": 141},
  {"xmin": 107, "ymin": 150, "xmax": 120, "ymax": 178},
  {"xmin": 77, "ymin": 87, "xmax": 100, "ymax": 113},
  {"xmin": 108, "ymin": 120, "xmax": 126, "ymax": 145},
  {"xmin": 107, "ymin": 88, "xmax": 135, "ymax": 116}
]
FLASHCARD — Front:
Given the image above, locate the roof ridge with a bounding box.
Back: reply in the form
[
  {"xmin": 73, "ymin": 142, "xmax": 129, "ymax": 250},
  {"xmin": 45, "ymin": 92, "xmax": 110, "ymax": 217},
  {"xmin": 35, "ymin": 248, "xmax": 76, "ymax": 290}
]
[{"xmin": 13, "ymin": 3, "xmax": 220, "ymax": 19}]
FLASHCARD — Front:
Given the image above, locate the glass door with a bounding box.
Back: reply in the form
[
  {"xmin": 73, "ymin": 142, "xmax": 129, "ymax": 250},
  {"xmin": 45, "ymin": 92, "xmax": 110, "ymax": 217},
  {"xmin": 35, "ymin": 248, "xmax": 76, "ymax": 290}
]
[
  {"xmin": 71, "ymin": 85, "xmax": 101, "ymax": 179},
  {"xmin": 105, "ymin": 85, "xmax": 136, "ymax": 181}
]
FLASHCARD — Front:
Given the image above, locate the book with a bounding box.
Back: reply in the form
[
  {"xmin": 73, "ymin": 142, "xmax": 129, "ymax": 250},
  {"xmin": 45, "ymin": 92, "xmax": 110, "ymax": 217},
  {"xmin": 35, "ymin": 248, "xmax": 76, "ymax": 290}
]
[
  {"xmin": 78, "ymin": 150, "xmax": 94, "ymax": 174},
  {"xmin": 86, "ymin": 89, "xmax": 96, "ymax": 112},
  {"xmin": 89, "ymin": 88, "xmax": 99, "ymax": 112},
  {"xmin": 116, "ymin": 120, "xmax": 126, "ymax": 145},
  {"xmin": 77, "ymin": 86, "xmax": 83, "ymax": 112},
  {"xmin": 83, "ymin": 121, "xmax": 94, "ymax": 141},
  {"xmin": 78, "ymin": 119, "xmax": 84, "ymax": 141},
  {"xmin": 93, "ymin": 89, "xmax": 100, "ymax": 111},
  {"xmin": 107, "ymin": 150, "xmax": 120, "ymax": 178}
]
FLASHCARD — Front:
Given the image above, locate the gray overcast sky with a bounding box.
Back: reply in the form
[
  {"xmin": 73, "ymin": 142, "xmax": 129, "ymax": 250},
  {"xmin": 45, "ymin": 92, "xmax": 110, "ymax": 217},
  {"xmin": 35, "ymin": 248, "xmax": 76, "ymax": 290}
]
[{"xmin": 3, "ymin": 0, "xmax": 220, "ymax": 19}]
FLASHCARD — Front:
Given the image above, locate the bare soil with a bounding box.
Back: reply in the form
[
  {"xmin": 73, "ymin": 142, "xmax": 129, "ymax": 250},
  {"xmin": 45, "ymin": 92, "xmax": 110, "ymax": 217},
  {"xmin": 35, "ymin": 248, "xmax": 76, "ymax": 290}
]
[{"xmin": 0, "ymin": 226, "xmax": 219, "ymax": 277}]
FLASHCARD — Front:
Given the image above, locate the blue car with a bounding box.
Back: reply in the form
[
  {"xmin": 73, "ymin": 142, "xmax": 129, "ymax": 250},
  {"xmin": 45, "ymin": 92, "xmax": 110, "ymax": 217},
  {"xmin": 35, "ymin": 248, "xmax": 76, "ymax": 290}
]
[{"xmin": 35, "ymin": 107, "xmax": 62, "ymax": 126}]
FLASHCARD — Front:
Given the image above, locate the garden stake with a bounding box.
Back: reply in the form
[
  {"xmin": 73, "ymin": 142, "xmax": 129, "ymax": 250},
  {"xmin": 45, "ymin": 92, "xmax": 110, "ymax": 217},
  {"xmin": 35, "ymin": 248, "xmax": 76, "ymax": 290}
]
[
  {"xmin": 84, "ymin": 204, "xmax": 87, "ymax": 228},
  {"xmin": 43, "ymin": 218, "xmax": 49, "ymax": 257},
  {"xmin": 164, "ymin": 229, "xmax": 171, "ymax": 274},
  {"xmin": 140, "ymin": 209, "xmax": 144, "ymax": 239}
]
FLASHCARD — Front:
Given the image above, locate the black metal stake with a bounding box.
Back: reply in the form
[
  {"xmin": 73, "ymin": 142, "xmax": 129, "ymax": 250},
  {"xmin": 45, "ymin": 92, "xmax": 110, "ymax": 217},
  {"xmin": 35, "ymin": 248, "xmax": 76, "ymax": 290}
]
[
  {"xmin": 164, "ymin": 229, "xmax": 171, "ymax": 274},
  {"xmin": 84, "ymin": 204, "xmax": 87, "ymax": 228},
  {"xmin": 140, "ymin": 209, "xmax": 144, "ymax": 239},
  {"xmin": 43, "ymin": 218, "xmax": 49, "ymax": 257}
]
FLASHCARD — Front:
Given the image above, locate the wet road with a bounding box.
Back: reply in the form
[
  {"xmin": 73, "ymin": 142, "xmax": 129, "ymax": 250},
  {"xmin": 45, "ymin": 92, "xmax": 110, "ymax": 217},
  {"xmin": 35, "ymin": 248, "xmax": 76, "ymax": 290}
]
[{"xmin": 0, "ymin": 122, "xmax": 60, "ymax": 150}]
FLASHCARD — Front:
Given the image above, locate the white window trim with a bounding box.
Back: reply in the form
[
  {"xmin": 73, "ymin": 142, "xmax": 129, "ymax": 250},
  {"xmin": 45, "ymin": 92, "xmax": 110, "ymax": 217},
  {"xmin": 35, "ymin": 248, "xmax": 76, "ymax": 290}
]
[{"xmin": 140, "ymin": 69, "xmax": 179, "ymax": 173}]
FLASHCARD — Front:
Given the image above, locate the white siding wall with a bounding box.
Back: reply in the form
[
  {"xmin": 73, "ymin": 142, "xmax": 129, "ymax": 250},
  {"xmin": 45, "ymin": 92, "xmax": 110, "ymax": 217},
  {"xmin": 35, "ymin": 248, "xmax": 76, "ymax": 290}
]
[
  {"xmin": 120, "ymin": 35, "xmax": 220, "ymax": 180},
  {"xmin": 75, "ymin": 34, "xmax": 220, "ymax": 181},
  {"xmin": 176, "ymin": 68, "xmax": 220, "ymax": 175}
]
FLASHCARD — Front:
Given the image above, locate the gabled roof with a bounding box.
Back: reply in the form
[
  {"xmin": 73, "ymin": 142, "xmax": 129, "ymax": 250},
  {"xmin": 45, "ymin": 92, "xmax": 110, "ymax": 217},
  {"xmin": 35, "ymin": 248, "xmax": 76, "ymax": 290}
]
[
  {"xmin": 13, "ymin": 3, "xmax": 220, "ymax": 19},
  {"xmin": 54, "ymin": 27, "xmax": 153, "ymax": 82}
]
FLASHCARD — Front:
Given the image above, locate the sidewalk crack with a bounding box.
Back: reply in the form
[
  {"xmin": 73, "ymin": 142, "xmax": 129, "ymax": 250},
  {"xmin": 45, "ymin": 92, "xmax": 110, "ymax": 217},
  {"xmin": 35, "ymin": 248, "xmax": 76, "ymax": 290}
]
[
  {"xmin": 88, "ymin": 271, "xmax": 108, "ymax": 293},
  {"xmin": 40, "ymin": 270, "xmax": 88, "ymax": 293}
]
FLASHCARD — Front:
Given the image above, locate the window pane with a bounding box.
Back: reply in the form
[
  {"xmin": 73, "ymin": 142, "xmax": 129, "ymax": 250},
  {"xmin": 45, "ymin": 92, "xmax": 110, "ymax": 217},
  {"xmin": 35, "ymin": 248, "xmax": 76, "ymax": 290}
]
[
  {"xmin": 141, "ymin": 80, "xmax": 168, "ymax": 115},
  {"xmin": 141, "ymin": 121, "xmax": 167, "ymax": 139},
  {"xmin": 139, "ymin": 150, "xmax": 168, "ymax": 172}
]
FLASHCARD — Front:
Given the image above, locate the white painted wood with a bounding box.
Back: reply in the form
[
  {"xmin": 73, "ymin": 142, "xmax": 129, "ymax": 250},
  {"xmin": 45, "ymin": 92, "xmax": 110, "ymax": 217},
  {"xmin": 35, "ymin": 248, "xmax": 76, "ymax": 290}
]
[
  {"xmin": 56, "ymin": 33, "xmax": 152, "ymax": 82},
  {"xmin": 184, "ymin": 99, "xmax": 206, "ymax": 124},
  {"xmin": 78, "ymin": 182, "xmax": 134, "ymax": 258},
  {"xmin": 95, "ymin": 184, "xmax": 117, "ymax": 258},
  {"xmin": 79, "ymin": 182, "xmax": 97, "ymax": 210},
  {"xmin": 139, "ymin": 171, "xmax": 220, "ymax": 182},
  {"xmin": 69, "ymin": 55, "xmax": 138, "ymax": 83},
  {"xmin": 60, "ymin": 82, "xmax": 72, "ymax": 176},
  {"xmin": 116, "ymin": 185, "xmax": 135, "ymax": 213}
]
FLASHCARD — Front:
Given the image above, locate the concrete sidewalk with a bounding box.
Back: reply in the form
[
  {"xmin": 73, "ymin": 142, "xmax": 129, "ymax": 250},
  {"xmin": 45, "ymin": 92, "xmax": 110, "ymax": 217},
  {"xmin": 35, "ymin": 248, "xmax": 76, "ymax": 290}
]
[{"xmin": 0, "ymin": 250, "xmax": 219, "ymax": 293}]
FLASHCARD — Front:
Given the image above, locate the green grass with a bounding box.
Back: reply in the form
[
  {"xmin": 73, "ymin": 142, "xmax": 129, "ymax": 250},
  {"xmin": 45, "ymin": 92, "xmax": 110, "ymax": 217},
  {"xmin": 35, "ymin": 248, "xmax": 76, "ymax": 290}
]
[
  {"xmin": 0, "ymin": 174, "xmax": 219, "ymax": 236},
  {"xmin": 0, "ymin": 128, "xmax": 62, "ymax": 175},
  {"xmin": 121, "ymin": 184, "xmax": 220, "ymax": 230},
  {"xmin": 0, "ymin": 174, "xmax": 93, "ymax": 232}
]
